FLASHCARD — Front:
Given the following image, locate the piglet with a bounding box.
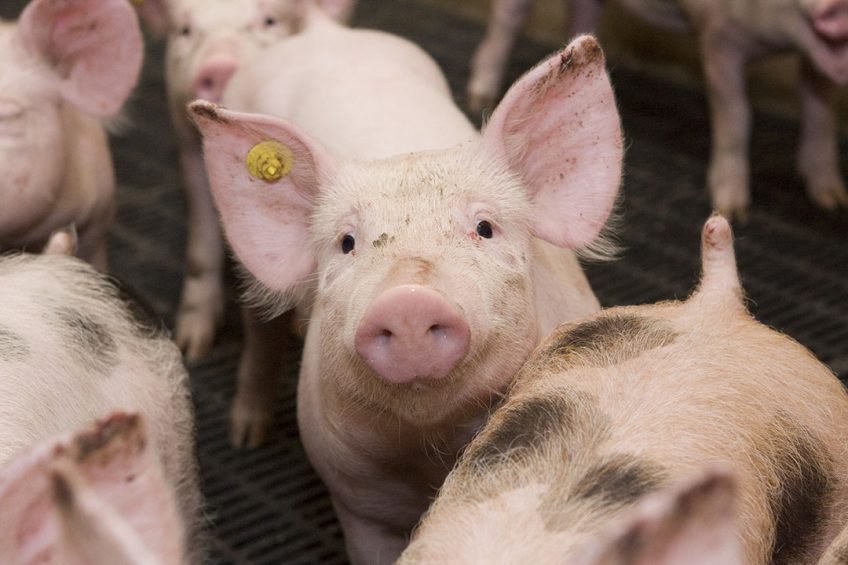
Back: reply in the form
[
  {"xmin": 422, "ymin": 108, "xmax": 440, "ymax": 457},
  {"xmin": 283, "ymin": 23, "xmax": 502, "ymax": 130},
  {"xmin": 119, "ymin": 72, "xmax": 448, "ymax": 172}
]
[
  {"xmin": 470, "ymin": 0, "xmax": 848, "ymax": 220},
  {"xmin": 0, "ymin": 413, "xmax": 187, "ymax": 565},
  {"xmin": 0, "ymin": 245, "xmax": 202, "ymax": 563},
  {"xmin": 190, "ymin": 22, "xmax": 621, "ymax": 563},
  {"xmin": 135, "ymin": 0, "xmax": 356, "ymax": 359},
  {"xmin": 0, "ymin": 0, "xmax": 143, "ymax": 269},
  {"xmin": 400, "ymin": 215, "xmax": 848, "ymax": 564}
]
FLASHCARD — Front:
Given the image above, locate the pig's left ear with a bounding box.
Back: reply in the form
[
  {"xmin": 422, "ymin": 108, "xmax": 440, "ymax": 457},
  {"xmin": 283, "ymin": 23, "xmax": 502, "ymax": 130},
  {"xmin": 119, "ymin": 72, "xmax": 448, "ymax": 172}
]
[
  {"xmin": 18, "ymin": 0, "xmax": 144, "ymax": 117},
  {"xmin": 482, "ymin": 35, "xmax": 622, "ymax": 250},
  {"xmin": 573, "ymin": 467, "xmax": 743, "ymax": 565}
]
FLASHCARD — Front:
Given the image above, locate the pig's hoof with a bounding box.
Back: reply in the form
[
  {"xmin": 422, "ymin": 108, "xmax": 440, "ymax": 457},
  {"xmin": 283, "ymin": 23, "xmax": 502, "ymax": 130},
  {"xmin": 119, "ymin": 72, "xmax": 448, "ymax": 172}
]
[
  {"xmin": 175, "ymin": 307, "xmax": 218, "ymax": 361},
  {"xmin": 467, "ymin": 91, "xmax": 495, "ymax": 115},
  {"xmin": 230, "ymin": 402, "xmax": 273, "ymax": 449},
  {"xmin": 807, "ymin": 181, "xmax": 848, "ymax": 211}
]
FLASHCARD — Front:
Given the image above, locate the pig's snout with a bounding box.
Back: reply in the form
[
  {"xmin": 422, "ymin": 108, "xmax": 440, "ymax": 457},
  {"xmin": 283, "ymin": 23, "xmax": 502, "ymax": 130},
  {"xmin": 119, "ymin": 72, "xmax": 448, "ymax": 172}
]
[
  {"xmin": 815, "ymin": 1, "xmax": 848, "ymax": 42},
  {"xmin": 191, "ymin": 57, "xmax": 239, "ymax": 102},
  {"xmin": 355, "ymin": 285, "xmax": 470, "ymax": 384}
]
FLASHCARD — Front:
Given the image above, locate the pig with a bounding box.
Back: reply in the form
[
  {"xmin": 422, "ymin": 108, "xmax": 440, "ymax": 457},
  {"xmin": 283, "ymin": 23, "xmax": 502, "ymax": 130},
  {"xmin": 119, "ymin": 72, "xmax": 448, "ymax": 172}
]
[
  {"xmin": 0, "ymin": 413, "xmax": 188, "ymax": 565},
  {"xmin": 469, "ymin": 0, "xmax": 848, "ymax": 220},
  {"xmin": 399, "ymin": 214, "xmax": 848, "ymax": 564},
  {"xmin": 0, "ymin": 0, "xmax": 144, "ymax": 270},
  {"xmin": 135, "ymin": 0, "xmax": 356, "ymax": 360},
  {"xmin": 0, "ymin": 244, "xmax": 203, "ymax": 563},
  {"xmin": 189, "ymin": 14, "xmax": 622, "ymax": 562}
]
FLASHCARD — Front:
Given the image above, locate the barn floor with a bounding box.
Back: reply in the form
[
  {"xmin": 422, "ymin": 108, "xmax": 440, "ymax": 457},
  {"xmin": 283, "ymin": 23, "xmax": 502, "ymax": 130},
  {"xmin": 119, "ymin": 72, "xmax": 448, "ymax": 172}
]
[{"xmin": 3, "ymin": 0, "xmax": 848, "ymax": 563}]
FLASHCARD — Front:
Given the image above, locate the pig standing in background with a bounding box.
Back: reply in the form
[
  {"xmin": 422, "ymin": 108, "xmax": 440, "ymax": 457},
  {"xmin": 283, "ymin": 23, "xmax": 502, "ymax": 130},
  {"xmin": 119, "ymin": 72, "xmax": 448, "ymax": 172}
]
[
  {"xmin": 400, "ymin": 215, "xmax": 848, "ymax": 565},
  {"xmin": 0, "ymin": 413, "xmax": 188, "ymax": 565},
  {"xmin": 470, "ymin": 0, "xmax": 848, "ymax": 220},
  {"xmin": 0, "ymin": 240, "xmax": 203, "ymax": 563},
  {"xmin": 190, "ymin": 10, "xmax": 622, "ymax": 560},
  {"xmin": 0, "ymin": 0, "xmax": 143, "ymax": 270},
  {"xmin": 135, "ymin": 0, "xmax": 356, "ymax": 360}
]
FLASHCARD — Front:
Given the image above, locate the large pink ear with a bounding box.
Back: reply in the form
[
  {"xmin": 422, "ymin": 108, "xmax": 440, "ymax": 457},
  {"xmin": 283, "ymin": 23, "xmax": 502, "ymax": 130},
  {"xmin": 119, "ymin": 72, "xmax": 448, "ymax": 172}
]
[
  {"xmin": 189, "ymin": 101, "xmax": 336, "ymax": 292},
  {"xmin": 18, "ymin": 0, "xmax": 144, "ymax": 117},
  {"xmin": 135, "ymin": 0, "xmax": 171, "ymax": 38},
  {"xmin": 574, "ymin": 467, "xmax": 742, "ymax": 565},
  {"xmin": 0, "ymin": 413, "xmax": 186, "ymax": 565},
  {"xmin": 482, "ymin": 35, "xmax": 622, "ymax": 249}
]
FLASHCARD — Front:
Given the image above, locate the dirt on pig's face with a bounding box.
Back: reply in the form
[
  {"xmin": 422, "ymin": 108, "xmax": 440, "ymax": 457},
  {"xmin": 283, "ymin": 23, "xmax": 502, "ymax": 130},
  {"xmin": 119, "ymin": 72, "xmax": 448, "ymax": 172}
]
[{"xmin": 309, "ymin": 146, "xmax": 541, "ymax": 425}]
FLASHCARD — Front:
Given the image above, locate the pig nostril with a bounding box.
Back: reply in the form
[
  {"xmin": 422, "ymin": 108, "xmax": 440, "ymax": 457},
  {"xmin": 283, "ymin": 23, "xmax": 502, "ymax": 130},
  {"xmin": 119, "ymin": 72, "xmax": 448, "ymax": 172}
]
[
  {"xmin": 202, "ymin": 77, "xmax": 214, "ymax": 89},
  {"xmin": 380, "ymin": 329, "xmax": 393, "ymax": 339},
  {"xmin": 428, "ymin": 324, "xmax": 443, "ymax": 333}
]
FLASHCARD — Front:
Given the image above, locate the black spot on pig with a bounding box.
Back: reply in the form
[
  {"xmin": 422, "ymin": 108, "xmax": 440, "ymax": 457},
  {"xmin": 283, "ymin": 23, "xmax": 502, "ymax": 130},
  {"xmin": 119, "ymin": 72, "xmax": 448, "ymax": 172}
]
[
  {"xmin": 769, "ymin": 418, "xmax": 833, "ymax": 564},
  {"xmin": 541, "ymin": 454, "xmax": 666, "ymax": 532},
  {"xmin": 59, "ymin": 307, "xmax": 117, "ymax": 373},
  {"xmin": 464, "ymin": 395, "xmax": 577, "ymax": 469},
  {"xmin": 543, "ymin": 314, "xmax": 678, "ymax": 368},
  {"xmin": 73, "ymin": 413, "xmax": 143, "ymax": 463},
  {"xmin": 573, "ymin": 455, "xmax": 667, "ymax": 507},
  {"xmin": 0, "ymin": 325, "xmax": 30, "ymax": 361}
]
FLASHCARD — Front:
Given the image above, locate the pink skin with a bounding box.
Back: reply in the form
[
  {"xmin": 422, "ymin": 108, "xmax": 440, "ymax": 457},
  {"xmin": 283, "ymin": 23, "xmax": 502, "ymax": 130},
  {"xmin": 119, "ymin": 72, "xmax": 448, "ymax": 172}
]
[
  {"xmin": 354, "ymin": 285, "xmax": 471, "ymax": 384},
  {"xmin": 190, "ymin": 30, "xmax": 621, "ymax": 563},
  {"xmin": 0, "ymin": 0, "xmax": 143, "ymax": 270},
  {"xmin": 136, "ymin": 0, "xmax": 356, "ymax": 362},
  {"xmin": 468, "ymin": 0, "xmax": 848, "ymax": 220},
  {"xmin": 0, "ymin": 413, "xmax": 186, "ymax": 565}
]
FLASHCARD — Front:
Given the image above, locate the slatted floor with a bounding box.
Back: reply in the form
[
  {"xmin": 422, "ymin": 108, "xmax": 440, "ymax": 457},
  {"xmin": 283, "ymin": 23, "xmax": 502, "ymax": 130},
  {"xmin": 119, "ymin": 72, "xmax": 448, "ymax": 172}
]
[{"xmin": 3, "ymin": 0, "xmax": 847, "ymax": 563}]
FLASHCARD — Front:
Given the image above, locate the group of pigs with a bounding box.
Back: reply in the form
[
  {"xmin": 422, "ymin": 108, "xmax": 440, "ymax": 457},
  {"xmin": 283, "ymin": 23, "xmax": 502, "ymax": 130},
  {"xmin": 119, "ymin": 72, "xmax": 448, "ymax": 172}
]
[{"xmin": 1, "ymin": 0, "xmax": 848, "ymax": 563}]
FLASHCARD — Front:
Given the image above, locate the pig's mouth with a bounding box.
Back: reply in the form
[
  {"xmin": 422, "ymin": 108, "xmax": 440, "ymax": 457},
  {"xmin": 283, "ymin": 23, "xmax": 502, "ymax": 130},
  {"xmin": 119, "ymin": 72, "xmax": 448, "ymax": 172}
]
[{"xmin": 818, "ymin": 32, "xmax": 848, "ymax": 55}]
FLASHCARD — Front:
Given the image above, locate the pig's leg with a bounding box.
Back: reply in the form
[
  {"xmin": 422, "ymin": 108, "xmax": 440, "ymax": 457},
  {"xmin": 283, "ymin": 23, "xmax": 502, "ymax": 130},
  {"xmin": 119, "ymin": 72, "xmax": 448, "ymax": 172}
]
[
  {"xmin": 566, "ymin": 0, "xmax": 604, "ymax": 36},
  {"xmin": 335, "ymin": 505, "xmax": 407, "ymax": 565},
  {"xmin": 798, "ymin": 58, "xmax": 848, "ymax": 210},
  {"xmin": 700, "ymin": 32, "xmax": 752, "ymax": 222},
  {"xmin": 174, "ymin": 146, "xmax": 226, "ymax": 361},
  {"xmin": 76, "ymin": 206, "xmax": 113, "ymax": 272},
  {"xmin": 230, "ymin": 306, "xmax": 291, "ymax": 448},
  {"xmin": 468, "ymin": 0, "xmax": 534, "ymax": 113}
]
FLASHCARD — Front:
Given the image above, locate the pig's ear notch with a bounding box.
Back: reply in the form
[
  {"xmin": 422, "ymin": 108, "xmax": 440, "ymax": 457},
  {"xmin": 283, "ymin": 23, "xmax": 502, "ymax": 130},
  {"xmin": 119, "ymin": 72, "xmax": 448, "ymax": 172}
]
[
  {"xmin": 574, "ymin": 466, "xmax": 742, "ymax": 565},
  {"xmin": 482, "ymin": 35, "xmax": 623, "ymax": 250},
  {"xmin": 189, "ymin": 101, "xmax": 337, "ymax": 293},
  {"xmin": 18, "ymin": 0, "xmax": 144, "ymax": 117}
]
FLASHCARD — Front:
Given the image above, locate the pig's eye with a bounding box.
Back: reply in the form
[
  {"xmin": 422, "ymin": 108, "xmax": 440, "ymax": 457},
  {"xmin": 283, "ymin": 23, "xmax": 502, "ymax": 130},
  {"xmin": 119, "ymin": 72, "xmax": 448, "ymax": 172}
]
[
  {"xmin": 476, "ymin": 220, "xmax": 494, "ymax": 239},
  {"xmin": 341, "ymin": 234, "xmax": 355, "ymax": 254},
  {"xmin": 177, "ymin": 24, "xmax": 192, "ymax": 37},
  {"xmin": 264, "ymin": 16, "xmax": 277, "ymax": 27}
]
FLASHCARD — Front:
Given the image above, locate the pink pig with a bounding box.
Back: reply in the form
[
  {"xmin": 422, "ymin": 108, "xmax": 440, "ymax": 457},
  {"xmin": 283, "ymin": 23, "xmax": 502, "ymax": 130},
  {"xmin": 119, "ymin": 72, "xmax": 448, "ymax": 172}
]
[
  {"xmin": 136, "ymin": 0, "xmax": 356, "ymax": 360},
  {"xmin": 400, "ymin": 215, "xmax": 848, "ymax": 564},
  {"xmin": 0, "ymin": 413, "xmax": 188, "ymax": 565},
  {"xmin": 190, "ymin": 13, "xmax": 622, "ymax": 562},
  {"xmin": 469, "ymin": 0, "xmax": 848, "ymax": 220},
  {"xmin": 0, "ymin": 0, "xmax": 143, "ymax": 269}
]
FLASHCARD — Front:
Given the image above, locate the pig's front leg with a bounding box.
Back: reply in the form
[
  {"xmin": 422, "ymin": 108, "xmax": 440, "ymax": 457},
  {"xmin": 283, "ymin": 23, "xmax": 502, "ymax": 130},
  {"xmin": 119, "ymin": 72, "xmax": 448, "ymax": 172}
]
[
  {"xmin": 230, "ymin": 306, "xmax": 292, "ymax": 448},
  {"xmin": 700, "ymin": 30, "xmax": 752, "ymax": 222},
  {"xmin": 76, "ymin": 207, "xmax": 113, "ymax": 272},
  {"xmin": 174, "ymin": 145, "xmax": 226, "ymax": 361},
  {"xmin": 468, "ymin": 0, "xmax": 535, "ymax": 113},
  {"xmin": 798, "ymin": 58, "xmax": 848, "ymax": 210},
  {"xmin": 335, "ymin": 504, "xmax": 408, "ymax": 565}
]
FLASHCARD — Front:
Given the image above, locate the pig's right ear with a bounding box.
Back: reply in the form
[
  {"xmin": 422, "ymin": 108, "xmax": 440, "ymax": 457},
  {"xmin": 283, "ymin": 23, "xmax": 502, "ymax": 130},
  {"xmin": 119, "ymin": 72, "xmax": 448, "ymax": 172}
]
[
  {"xmin": 18, "ymin": 0, "xmax": 144, "ymax": 117},
  {"xmin": 573, "ymin": 467, "xmax": 743, "ymax": 565},
  {"xmin": 189, "ymin": 101, "xmax": 336, "ymax": 292},
  {"xmin": 135, "ymin": 0, "xmax": 171, "ymax": 38},
  {"xmin": 482, "ymin": 35, "xmax": 622, "ymax": 250}
]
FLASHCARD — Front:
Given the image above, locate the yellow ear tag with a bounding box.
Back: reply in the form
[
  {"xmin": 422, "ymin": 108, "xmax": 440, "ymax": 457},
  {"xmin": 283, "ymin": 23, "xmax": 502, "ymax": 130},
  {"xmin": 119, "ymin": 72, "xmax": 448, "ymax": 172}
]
[{"xmin": 246, "ymin": 140, "xmax": 293, "ymax": 183}]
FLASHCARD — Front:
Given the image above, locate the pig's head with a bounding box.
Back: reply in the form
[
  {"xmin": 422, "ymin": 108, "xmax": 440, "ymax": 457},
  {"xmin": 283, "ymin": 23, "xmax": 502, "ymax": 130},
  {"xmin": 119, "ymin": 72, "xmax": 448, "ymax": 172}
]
[
  {"xmin": 137, "ymin": 0, "xmax": 356, "ymax": 124},
  {"xmin": 784, "ymin": 0, "xmax": 848, "ymax": 82},
  {"xmin": 190, "ymin": 35, "xmax": 622, "ymax": 425},
  {"xmin": 0, "ymin": 0, "xmax": 142, "ymax": 225}
]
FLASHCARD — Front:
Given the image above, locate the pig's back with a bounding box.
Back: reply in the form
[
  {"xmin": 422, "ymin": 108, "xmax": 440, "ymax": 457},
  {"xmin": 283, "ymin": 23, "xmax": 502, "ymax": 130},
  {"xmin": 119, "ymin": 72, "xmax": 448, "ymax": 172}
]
[
  {"xmin": 224, "ymin": 18, "xmax": 478, "ymax": 160},
  {"xmin": 549, "ymin": 302, "xmax": 848, "ymax": 563}
]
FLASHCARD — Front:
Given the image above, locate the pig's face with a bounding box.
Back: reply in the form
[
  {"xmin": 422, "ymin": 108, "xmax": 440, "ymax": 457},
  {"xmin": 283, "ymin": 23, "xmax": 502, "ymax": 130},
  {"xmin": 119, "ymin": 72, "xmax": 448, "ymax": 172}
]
[
  {"xmin": 310, "ymin": 149, "xmax": 539, "ymax": 422},
  {"xmin": 160, "ymin": 0, "xmax": 299, "ymax": 107},
  {"xmin": 191, "ymin": 36, "xmax": 623, "ymax": 426}
]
